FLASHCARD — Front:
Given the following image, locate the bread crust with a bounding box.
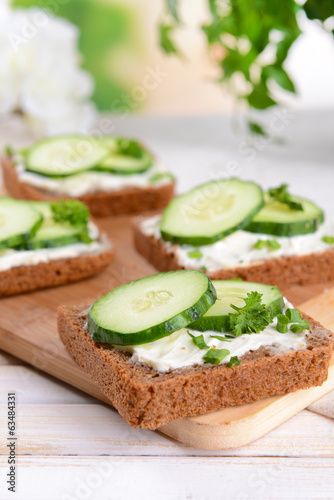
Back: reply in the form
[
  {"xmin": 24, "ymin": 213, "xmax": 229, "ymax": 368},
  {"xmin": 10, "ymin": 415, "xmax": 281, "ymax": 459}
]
[
  {"xmin": 58, "ymin": 304, "xmax": 334, "ymax": 430},
  {"xmin": 0, "ymin": 246, "xmax": 114, "ymax": 297},
  {"xmin": 1, "ymin": 156, "xmax": 175, "ymax": 218},
  {"xmin": 133, "ymin": 220, "xmax": 334, "ymax": 289}
]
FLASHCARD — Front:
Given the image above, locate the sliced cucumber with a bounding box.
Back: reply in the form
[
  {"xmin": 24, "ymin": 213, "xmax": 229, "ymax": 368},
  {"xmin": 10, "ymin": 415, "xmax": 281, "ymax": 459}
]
[
  {"xmin": 93, "ymin": 138, "xmax": 153, "ymax": 175},
  {"xmin": 27, "ymin": 201, "xmax": 91, "ymax": 250},
  {"xmin": 0, "ymin": 197, "xmax": 43, "ymax": 250},
  {"xmin": 88, "ymin": 270, "xmax": 217, "ymax": 345},
  {"xmin": 189, "ymin": 280, "xmax": 283, "ymax": 332},
  {"xmin": 246, "ymin": 197, "xmax": 324, "ymax": 236},
  {"xmin": 26, "ymin": 136, "xmax": 109, "ymax": 177},
  {"xmin": 160, "ymin": 179, "xmax": 264, "ymax": 246}
]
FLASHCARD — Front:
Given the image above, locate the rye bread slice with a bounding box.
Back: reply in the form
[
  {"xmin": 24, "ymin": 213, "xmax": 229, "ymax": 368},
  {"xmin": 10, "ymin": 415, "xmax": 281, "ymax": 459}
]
[
  {"xmin": 133, "ymin": 219, "xmax": 334, "ymax": 289},
  {"xmin": 1, "ymin": 156, "xmax": 175, "ymax": 218},
  {"xmin": 58, "ymin": 304, "xmax": 334, "ymax": 430},
  {"xmin": 0, "ymin": 244, "xmax": 114, "ymax": 297}
]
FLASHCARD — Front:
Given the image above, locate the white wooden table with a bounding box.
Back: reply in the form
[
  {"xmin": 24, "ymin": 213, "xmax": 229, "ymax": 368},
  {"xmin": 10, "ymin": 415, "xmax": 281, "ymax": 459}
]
[{"xmin": 0, "ymin": 111, "xmax": 333, "ymax": 499}]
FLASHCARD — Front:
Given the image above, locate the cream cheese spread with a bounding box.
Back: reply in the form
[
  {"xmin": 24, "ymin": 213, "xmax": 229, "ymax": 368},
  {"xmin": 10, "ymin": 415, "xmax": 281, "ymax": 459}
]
[
  {"xmin": 14, "ymin": 160, "xmax": 173, "ymax": 197},
  {"xmin": 0, "ymin": 222, "xmax": 111, "ymax": 272},
  {"xmin": 117, "ymin": 300, "xmax": 307, "ymax": 372},
  {"xmin": 140, "ymin": 215, "xmax": 334, "ymax": 271}
]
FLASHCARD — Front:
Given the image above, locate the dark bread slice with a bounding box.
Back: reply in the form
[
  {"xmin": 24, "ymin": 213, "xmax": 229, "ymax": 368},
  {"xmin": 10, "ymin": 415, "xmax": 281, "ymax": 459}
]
[
  {"xmin": 133, "ymin": 219, "xmax": 334, "ymax": 289},
  {"xmin": 1, "ymin": 156, "xmax": 175, "ymax": 218},
  {"xmin": 58, "ymin": 304, "xmax": 334, "ymax": 430},
  {"xmin": 0, "ymin": 245, "xmax": 114, "ymax": 297}
]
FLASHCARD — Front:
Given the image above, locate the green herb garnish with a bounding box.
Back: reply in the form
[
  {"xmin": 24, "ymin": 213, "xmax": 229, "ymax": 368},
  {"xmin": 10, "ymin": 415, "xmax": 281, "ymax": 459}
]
[
  {"xmin": 116, "ymin": 138, "xmax": 144, "ymax": 158},
  {"xmin": 210, "ymin": 335, "xmax": 233, "ymax": 342},
  {"xmin": 268, "ymin": 184, "xmax": 303, "ymax": 211},
  {"xmin": 187, "ymin": 250, "xmax": 203, "ymax": 259},
  {"xmin": 4, "ymin": 145, "xmax": 14, "ymax": 156},
  {"xmin": 254, "ymin": 239, "xmax": 281, "ymax": 251},
  {"xmin": 228, "ymin": 356, "xmax": 240, "ymax": 368},
  {"xmin": 188, "ymin": 332, "xmax": 209, "ymax": 350},
  {"xmin": 200, "ymin": 265, "xmax": 207, "ymax": 271},
  {"xmin": 228, "ymin": 291, "xmax": 274, "ymax": 337},
  {"xmin": 275, "ymin": 308, "xmax": 310, "ymax": 334},
  {"xmin": 202, "ymin": 348, "xmax": 230, "ymax": 365},
  {"xmin": 322, "ymin": 236, "xmax": 334, "ymax": 245},
  {"xmin": 150, "ymin": 172, "xmax": 175, "ymax": 184},
  {"xmin": 51, "ymin": 199, "xmax": 90, "ymax": 227},
  {"xmin": 276, "ymin": 314, "xmax": 289, "ymax": 334}
]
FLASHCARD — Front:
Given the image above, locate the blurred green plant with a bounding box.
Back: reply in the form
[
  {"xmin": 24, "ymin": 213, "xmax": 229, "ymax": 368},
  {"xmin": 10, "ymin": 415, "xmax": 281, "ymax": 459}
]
[
  {"xmin": 13, "ymin": 0, "xmax": 141, "ymax": 111},
  {"xmin": 160, "ymin": 0, "xmax": 334, "ymax": 135}
]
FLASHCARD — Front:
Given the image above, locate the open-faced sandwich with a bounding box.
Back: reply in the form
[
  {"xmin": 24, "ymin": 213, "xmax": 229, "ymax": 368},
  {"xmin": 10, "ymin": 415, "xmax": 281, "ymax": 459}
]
[
  {"xmin": 134, "ymin": 179, "xmax": 334, "ymax": 288},
  {"xmin": 0, "ymin": 196, "xmax": 114, "ymax": 296},
  {"xmin": 2, "ymin": 135, "xmax": 175, "ymax": 217},
  {"xmin": 58, "ymin": 271, "xmax": 334, "ymax": 429}
]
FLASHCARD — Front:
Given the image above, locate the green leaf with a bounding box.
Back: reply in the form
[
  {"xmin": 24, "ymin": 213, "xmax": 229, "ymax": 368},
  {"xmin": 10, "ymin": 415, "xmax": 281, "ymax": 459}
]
[
  {"xmin": 285, "ymin": 308, "xmax": 303, "ymax": 323},
  {"xmin": 290, "ymin": 321, "xmax": 310, "ymax": 333},
  {"xmin": 188, "ymin": 332, "xmax": 209, "ymax": 350},
  {"xmin": 203, "ymin": 348, "xmax": 230, "ymax": 365},
  {"xmin": 210, "ymin": 335, "xmax": 233, "ymax": 342},
  {"xmin": 200, "ymin": 265, "xmax": 207, "ymax": 271},
  {"xmin": 322, "ymin": 236, "xmax": 334, "ymax": 245},
  {"xmin": 228, "ymin": 356, "xmax": 240, "ymax": 368},
  {"xmin": 187, "ymin": 250, "xmax": 203, "ymax": 259},
  {"xmin": 159, "ymin": 24, "xmax": 179, "ymax": 54},
  {"xmin": 228, "ymin": 291, "xmax": 274, "ymax": 337},
  {"xmin": 51, "ymin": 200, "xmax": 90, "ymax": 227},
  {"xmin": 247, "ymin": 85, "xmax": 277, "ymax": 110},
  {"xmin": 248, "ymin": 121, "xmax": 267, "ymax": 136},
  {"xmin": 263, "ymin": 66, "xmax": 296, "ymax": 93},
  {"xmin": 268, "ymin": 184, "xmax": 303, "ymax": 211},
  {"xmin": 166, "ymin": 0, "xmax": 180, "ymax": 23},
  {"xmin": 276, "ymin": 313, "xmax": 289, "ymax": 334},
  {"xmin": 254, "ymin": 239, "xmax": 281, "ymax": 251},
  {"xmin": 304, "ymin": 0, "xmax": 334, "ymax": 23}
]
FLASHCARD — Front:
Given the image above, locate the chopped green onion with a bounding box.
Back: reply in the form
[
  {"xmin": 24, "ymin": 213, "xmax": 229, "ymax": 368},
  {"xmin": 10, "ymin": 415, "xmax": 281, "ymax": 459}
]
[
  {"xmin": 322, "ymin": 236, "xmax": 334, "ymax": 245},
  {"xmin": 228, "ymin": 356, "xmax": 240, "ymax": 368},
  {"xmin": 188, "ymin": 332, "xmax": 209, "ymax": 350},
  {"xmin": 187, "ymin": 250, "xmax": 203, "ymax": 259},
  {"xmin": 210, "ymin": 335, "xmax": 233, "ymax": 342},
  {"xmin": 254, "ymin": 239, "xmax": 281, "ymax": 251},
  {"xmin": 202, "ymin": 348, "xmax": 230, "ymax": 365}
]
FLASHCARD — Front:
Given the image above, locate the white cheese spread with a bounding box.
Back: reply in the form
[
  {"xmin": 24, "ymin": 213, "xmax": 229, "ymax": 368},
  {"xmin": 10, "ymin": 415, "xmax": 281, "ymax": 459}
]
[
  {"xmin": 117, "ymin": 300, "xmax": 307, "ymax": 372},
  {"xmin": 140, "ymin": 215, "xmax": 334, "ymax": 271},
  {"xmin": 0, "ymin": 222, "xmax": 111, "ymax": 272},
  {"xmin": 14, "ymin": 160, "xmax": 173, "ymax": 197}
]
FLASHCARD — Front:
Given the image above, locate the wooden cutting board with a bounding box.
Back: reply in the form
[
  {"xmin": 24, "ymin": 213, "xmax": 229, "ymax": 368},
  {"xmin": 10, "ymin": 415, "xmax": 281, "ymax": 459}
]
[{"xmin": 0, "ymin": 215, "xmax": 333, "ymax": 450}]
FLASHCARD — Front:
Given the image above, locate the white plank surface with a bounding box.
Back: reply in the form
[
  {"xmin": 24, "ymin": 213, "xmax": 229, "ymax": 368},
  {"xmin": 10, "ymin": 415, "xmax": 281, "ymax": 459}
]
[
  {"xmin": 0, "ymin": 403, "xmax": 332, "ymax": 458},
  {"xmin": 1, "ymin": 456, "xmax": 334, "ymax": 500}
]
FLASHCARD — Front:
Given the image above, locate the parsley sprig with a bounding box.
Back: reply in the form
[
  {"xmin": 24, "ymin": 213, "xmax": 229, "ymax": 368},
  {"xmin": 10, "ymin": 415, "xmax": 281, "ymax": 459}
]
[
  {"xmin": 228, "ymin": 291, "xmax": 274, "ymax": 337},
  {"xmin": 51, "ymin": 200, "xmax": 90, "ymax": 227},
  {"xmin": 268, "ymin": 184, "xmax": 303, "ymax": 211}
]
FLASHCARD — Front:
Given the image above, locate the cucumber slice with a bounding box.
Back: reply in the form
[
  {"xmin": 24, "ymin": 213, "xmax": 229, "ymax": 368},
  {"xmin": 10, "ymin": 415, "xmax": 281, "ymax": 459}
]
[
  {"xmin": 0, "ymin": 197, "xmax": 43, "ymax": 249},
  {"xmin": 26, "ymin": 136, "xmax": 109, "ymax": 177},
  {"xmin": 189, "ymin": 280, "xmax": 284, "ymax": 332},
  {"xmin": 88, "ymin": 270, "xmax": 217, "ymax": 345},
  {"xmin": 246, "ymin": 197, "xmax": 324, "ymax": 236},
  {"xmin": 93, "ymin": 138, "xmax": 153, "ymax": 175},
  {"xmin": 27, "ymin": 201, "xmax": 91, "ymax": 250},
  {"xmin": 160, "ymin": 179, "xmax": 264, "ymax": 246}
]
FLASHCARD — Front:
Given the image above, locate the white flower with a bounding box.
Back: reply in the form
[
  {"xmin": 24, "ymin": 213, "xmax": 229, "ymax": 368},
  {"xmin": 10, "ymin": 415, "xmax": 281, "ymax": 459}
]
[{"xmin": 0, "ymin": 2, "xmax": 97, "ymax": 135}]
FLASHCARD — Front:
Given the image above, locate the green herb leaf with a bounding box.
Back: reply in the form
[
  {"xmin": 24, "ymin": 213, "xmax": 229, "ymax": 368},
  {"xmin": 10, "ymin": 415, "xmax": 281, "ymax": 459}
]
[
  {"xmin": 254, "ymin": 239, "xmax": 281, "ymax": 251},
  {"xmin": 200, "ymin": 265, "xmax": 207, "ymax": 271},
  {"xmin": 187, "ymin": 250, "xmax": 203, "ymax": 259},
  {"xmin": 268, "ymin": 184, "xmax": 303, "ymax": 211},
  {"xmin": 228, "ymin": 356, "xmax": 240, "ymax": 368},
  {"xmin": 166, "ymin": 0, "xmax": 180, "ymax": 23},
  {"xmin": 116, "ymin": 138, "xmax": 143, "ymax": 158},
  {"xmin": 159, "ymin": 24, "xmax": 179, "ymax": 54},
  {"xmin": 228, "ymin": 291, "xmax": 274, "ymax": 337},
  {"xmin": 4, "ymin": 145, "xmax": 14, "ymax": 156},
  {"xmin": 210, "ymin": 335, "xmax": 233, "ymax": 342},
  {"xmin": 276, "ymin": 313, "xmax": 289, "ymax": 334},
  {"xmin": 322, "ymin": 236, "xmax": 334, "ymax": 245},
  {"xmin": 248, "ymin": 121, "xmax": 267, "ymax": 137},
  {"xmin": 202, "ymin": 348, "xmax": 230, "ymax": 365},
  {"xmin": 290, "ymin": 320, "xmax": 310, "ymax": 333},
  {"xmin": 285, "ymin": 308, "xmax": 303, "ymax": 323},
  {"xmin": 51, "ymin": 200, "xmax": 90, "ymax": 227},
  {"xmin": 150, "ymin": 172, "xmax": 175, "ymax": 184},
  {"xmin": 188, "ymin": 332, "xmax": 209, "ymax": 350}
]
